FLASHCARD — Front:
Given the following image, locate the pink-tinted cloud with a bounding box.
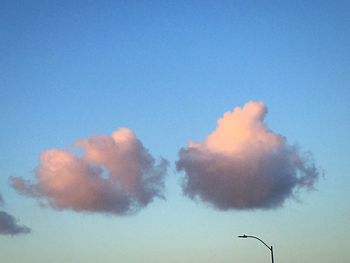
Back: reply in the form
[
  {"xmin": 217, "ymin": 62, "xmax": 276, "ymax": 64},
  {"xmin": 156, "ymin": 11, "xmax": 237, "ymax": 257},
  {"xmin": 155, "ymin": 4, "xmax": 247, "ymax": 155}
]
[
  {"xmin": 176, "ymin": 101, "xmax": 319, "ymax": 210},
  {"xmin": 11, "ymin": 128, "xmax": 168, "ymax": 215}
]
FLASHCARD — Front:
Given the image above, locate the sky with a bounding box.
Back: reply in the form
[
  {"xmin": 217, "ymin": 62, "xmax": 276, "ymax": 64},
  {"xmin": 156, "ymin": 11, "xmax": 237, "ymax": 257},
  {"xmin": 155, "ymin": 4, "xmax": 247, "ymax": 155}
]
[{"xmin": 1, "ymin": 1, "xmax": 350, "ymax": 262}]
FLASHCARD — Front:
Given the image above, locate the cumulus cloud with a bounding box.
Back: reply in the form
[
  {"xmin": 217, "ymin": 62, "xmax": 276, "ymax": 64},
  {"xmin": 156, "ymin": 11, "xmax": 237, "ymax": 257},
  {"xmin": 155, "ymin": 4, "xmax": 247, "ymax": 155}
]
[
  {"xmin": 176, "ymin": 101, "xmax": 319, "ymax": 210},
  {"xmin": 0, "ymin": 192, "xmax": 31, "ymax": 235},
  {"xmin": 11, "ymin": 128, "xmax": 168, "ymax": 215},
  {"xmin": 0, "ymin": 211, "xmax": 31, "ymax": 235}
]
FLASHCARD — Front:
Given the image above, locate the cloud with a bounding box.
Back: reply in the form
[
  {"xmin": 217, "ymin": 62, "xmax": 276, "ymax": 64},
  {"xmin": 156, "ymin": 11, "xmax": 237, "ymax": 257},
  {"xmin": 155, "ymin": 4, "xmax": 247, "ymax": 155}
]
[
  {"xmin": 11, "ymin": 128, "xmax": 168, "ymax": 215},
  {"xmin": 0, "ymin": 211, "xmax": 31, "ymax": 235},
  {"xmin": 176, "ymin": 101, "xmax": 319, "ymax": 210},
  {"xmin": 0, "ymin": 192, "xmax": 31, "ymax": 235}
]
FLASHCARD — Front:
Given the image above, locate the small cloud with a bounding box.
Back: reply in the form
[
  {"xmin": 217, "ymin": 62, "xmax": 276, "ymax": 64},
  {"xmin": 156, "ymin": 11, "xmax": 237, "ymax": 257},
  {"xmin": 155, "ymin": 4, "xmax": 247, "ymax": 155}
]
[
  {"xmin": 176, "ymin": 101, "xmax": 319, "ymax": 210},
  {"xmin": 0, "ymin": 192, "xmax": 30, "ymax": 235},
  {"xmin": 0, "ymin": 211, "xmax": 31, "ymax": 235},
  {"xmin": 0, "ymin": 193, "xmax": 3, "ymax": 206},
  {"xmin": 11, "ymin": 128, "xmax": 168, "ymax": 215}
]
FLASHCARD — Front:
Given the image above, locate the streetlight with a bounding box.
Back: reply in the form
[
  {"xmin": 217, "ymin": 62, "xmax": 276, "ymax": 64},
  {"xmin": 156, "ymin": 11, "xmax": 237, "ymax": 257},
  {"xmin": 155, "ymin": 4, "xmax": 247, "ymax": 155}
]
[{"xmin": 238, "ymin": 234, "xmax": 274, "ymax": 263}]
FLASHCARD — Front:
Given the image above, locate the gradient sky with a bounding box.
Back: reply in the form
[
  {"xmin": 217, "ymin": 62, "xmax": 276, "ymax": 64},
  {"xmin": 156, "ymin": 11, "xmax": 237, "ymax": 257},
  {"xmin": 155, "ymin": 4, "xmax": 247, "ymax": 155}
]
[{"xmin": 1, "ymin": 1, "xmax": 350, "ymax": 262}]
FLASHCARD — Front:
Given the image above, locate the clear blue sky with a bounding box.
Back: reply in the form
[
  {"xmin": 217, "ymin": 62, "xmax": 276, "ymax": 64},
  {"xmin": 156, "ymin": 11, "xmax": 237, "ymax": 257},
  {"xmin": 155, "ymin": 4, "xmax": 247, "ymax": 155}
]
[{"xmin": 1, "ymin": 1, "xmax": 349, "ymax": 262}]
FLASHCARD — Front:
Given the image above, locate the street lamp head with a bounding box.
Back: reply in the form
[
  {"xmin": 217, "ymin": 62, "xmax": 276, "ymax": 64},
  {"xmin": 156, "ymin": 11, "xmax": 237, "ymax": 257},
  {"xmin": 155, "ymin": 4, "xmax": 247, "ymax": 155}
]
[{"xmin": 238, "ymin": 234, "xmax": 248, "ymax": 238}]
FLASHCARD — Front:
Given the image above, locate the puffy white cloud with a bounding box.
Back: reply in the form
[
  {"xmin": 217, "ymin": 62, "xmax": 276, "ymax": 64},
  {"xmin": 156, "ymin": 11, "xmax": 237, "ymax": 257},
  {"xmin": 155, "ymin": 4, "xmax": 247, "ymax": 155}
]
[
  {"xmin": 176, "ymin": 101, "xmax": 319, "ymax": 210},
  {"xmin": 11, "ymin": 128, "xmax": 168, "ymax": 215}
]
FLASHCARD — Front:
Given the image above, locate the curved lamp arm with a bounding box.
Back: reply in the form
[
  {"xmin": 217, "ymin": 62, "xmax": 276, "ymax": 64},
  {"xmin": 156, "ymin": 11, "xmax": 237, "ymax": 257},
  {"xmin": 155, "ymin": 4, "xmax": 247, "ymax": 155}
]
[
  {"xmin": 238, "ymin": 234, "xmax": 272, "ymax": 250},
  {"xmin": 238, "ymin": 234, "xmax": 274, "ymax": 263}
]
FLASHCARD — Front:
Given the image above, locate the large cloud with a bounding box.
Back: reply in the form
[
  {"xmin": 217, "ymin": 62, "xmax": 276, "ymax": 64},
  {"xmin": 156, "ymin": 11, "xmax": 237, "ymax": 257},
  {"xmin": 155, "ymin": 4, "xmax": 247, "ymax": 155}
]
[
  {"xmin": 0, "ymin": 192, "xmax": 31, "ymax": 235},
  {"xmin": 176, "ymin": 101, "xmax": 319, "ymax": 210},
  {"xmin": 11, "ymin": 128, "xmax": 168, "ymax": 215}
]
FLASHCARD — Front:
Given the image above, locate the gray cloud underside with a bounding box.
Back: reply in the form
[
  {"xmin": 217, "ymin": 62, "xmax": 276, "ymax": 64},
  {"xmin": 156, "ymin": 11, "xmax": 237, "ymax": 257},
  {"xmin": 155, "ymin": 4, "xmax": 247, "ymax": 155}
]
[{"xmin": 177, "ymin": 146, "xmax": 319, "ymax": 210}]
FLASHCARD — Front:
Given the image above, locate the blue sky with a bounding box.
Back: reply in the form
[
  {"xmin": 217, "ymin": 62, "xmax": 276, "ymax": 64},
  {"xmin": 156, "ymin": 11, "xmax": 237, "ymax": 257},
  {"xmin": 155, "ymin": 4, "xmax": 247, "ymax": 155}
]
[{"xmin": 1, "ymin": 1, "xmax": 350, "ymax": 262}]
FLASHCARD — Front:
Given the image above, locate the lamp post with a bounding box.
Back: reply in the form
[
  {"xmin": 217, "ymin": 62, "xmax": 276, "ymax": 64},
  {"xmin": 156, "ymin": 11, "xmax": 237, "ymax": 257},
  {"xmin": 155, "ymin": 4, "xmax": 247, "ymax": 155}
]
[{"xmin": 238, "ymin": 234, "xmax": 274, "ymax": 263}]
